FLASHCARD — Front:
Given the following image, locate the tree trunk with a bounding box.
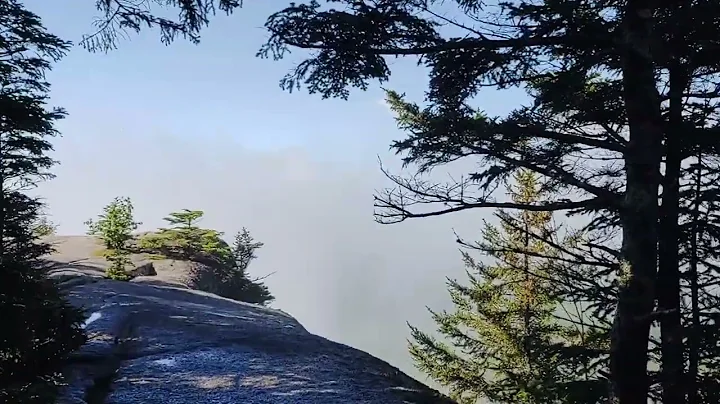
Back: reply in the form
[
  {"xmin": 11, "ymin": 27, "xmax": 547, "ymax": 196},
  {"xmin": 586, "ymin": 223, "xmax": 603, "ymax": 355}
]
[
  {"xmin": 657, "ymin": 65, "xmax": 685, "ymax": 404},
  {"xmin": 611, "ymin": 1, "xmax": 663, "ymax": 402},
  {"xmin": 686, "ymin": 151, "xmax": 702, "ymax": 404}
]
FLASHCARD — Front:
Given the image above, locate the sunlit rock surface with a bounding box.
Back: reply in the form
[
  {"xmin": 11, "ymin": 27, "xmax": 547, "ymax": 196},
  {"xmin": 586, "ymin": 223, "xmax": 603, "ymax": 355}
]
[{"xmin": 54, "ymin": 276, "xmax": 455, "ymax": 403}]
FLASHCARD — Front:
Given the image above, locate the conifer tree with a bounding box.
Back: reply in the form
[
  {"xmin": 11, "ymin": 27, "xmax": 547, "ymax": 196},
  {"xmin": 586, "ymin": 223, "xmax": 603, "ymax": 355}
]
[
  {"xmin": 139, "ymin": 209, "xmax": 230, "ymax": 261},
  {"xmin": 409, "ymin": 170, "xmax": 606, "ymax": 404},
  {"xmin": 0, "ymin": 1, "xmax": 86, "ymax": 401},
  {"xmin": 85, "ymin": 196, "xmax": 141, "ymax": 280},
  {"xmin": 31, "ymin": 208, "xmax": 58, "ymax": 238},
  {"xmin": 137, "ymin": 211, "xmax": 275, "ymax": 305},
  {"xmin": 678, "ymin": 153, "xmax": 720, "ymax": 403},
  {"xmin": 224, "ymin": 228, "xmax": 275, "ymax": 306},
  {"xmin": 161, "ymin": 209, "xmax": 224, "ymax": 258}
]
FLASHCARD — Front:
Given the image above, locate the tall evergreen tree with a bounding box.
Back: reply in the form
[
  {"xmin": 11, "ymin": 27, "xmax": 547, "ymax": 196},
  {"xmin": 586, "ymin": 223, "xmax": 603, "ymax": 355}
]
[
  {"xmin": 678, "ymin": 153, "xmax": 720, "ymax": 403},
  {"xmin": 409, "ymin": 170, "xmax": 605, "ymax": 404},
  {"xmin": 0, "ymin": 1, "xmax": 86, "ymax": 401}
]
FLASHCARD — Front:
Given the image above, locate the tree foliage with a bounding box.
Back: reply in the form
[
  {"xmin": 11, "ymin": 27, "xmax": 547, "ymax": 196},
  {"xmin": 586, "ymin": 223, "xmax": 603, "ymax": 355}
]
[
  {"xmin": 30, "ymin": 210, "xmax": 57, "ymax": 238},
  {"xmin": 0, "ymin": 1, "xmax": 86, "ymax": 401},
  {"xmin": 164, "ymin": 209, "xmax": 205, "ymax": 229},
  {"xmin": 85, "ymin": 196, "xmax": 141, "ymax": 280},
  {"xmin": 137, "ymin": 210, "xmax": 275, "ymax": 306},
  {"xmin": 0, "ymin": 2, "xmax": 66, "ymax": 190},
  {"xmin": 223, "ymin": 228, "xmax": 274, "ymax": 306},
  {"xmin": 230, "ymin": 227, "xmax": 264, "ymax": 278},
  {"xmin": 410, "ymin": 171, "xmax": 607, "ymax": 404},
  {"xmin": 86, "ymin": 196, "xmax": 141, "ymax": 251},
  {"xmin": 80, "ymin": 0, "xmax": 245, "ymax": 52},
  {"xmin": 137, "ymin": 209, "xmax": 229, "ymax": 261}
]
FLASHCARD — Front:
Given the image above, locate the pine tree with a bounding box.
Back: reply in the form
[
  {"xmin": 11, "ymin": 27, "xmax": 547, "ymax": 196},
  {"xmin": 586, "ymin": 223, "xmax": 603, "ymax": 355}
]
[
  {"xmin": 0, "ymin": 1, "xmax": 86, "ymax": 401},
  {"xmin": 164, "ymin": 209, "xmax": 205, "ymax": 229},
  {"xmin": 408, "ymin": 171, "xmax": 604, "ymax": 404},
  {"xmin": 1, "ymin": 193, "xmax": 86, "ymax": 402},
  {"xmin": 139, "ymin": 209, "xmax": 230, "ymax": 261},
  {"xmin": 678, "ymin": 153, "xmax": 720, "ymax": 403},
  {"xmin": 161, "ymin": 209, "xmax": 219, "ymax": 258},
  {"xmin": 85, "ymin": 196, "xmax": 142, "ymax": 280},
  {"xmin": 224, "ymin": 228, "xmax": 274, "ymax": 306},
  {"xmin": 230, "ymin": 227, "xmax": 264, "ymax": 278},
  {"xmin": 86, "ymin": 197, "xmax": 141, "ymax": 252}
]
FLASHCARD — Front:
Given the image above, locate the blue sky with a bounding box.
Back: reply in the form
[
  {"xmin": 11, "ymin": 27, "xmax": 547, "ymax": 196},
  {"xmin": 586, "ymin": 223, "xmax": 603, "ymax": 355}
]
[
  {"xmin": 29, "ymin": 0, "xmax": 525, "ymax": 162},
  {"xmin": 24, "ymin": 0, "xmax": 527, "ymax": 389},
  {"xmin": 29, "ymin": 0, "xmax": 417, "ymax": 160}
]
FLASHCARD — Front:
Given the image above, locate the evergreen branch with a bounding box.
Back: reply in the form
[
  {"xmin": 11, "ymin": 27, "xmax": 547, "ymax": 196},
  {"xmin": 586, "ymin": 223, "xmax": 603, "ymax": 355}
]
[
  {"xmin": 473, "ymin": 244, "xmax": 612, "ymax": 269},
  {"xmin": 495, "ymin": 211, "xmax": 617, "ymax": 271},
  {"xmin": 375, "ymin": 194, "xmax": 595, "ymax": 223},
  {"xmin": 249, "ymin": 271, "xmax": 276, "ymax": 283},
  {"xmin": 375, "ymin": 161, "xmax": 612, "ymax": 223},
  {"xmin": 489, "ymin": 151, "xmax": 620, "ymax": 203},
  {"xmin": 280, "ymin": 34, "xmax": 605, "ymax": 56}
]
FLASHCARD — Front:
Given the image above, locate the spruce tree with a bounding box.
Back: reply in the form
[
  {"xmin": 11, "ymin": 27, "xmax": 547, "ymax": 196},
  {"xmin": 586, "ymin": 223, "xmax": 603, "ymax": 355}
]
[
  {"xmin": 409, "ymin": 170, "xmax": 604, "ymax": 404},
  {"xmin": 224, "ymin": 228, "xmax": 275, "ymax": 306},
  {"xmin": 160, "ymin": 209, "xmax": 217, "ymax": 258},
  {"xmin": 1, "ymin": 193, "xmax": 86, "ymax": 402},
  {"xmin": 678, "ymin": 153, "xmax": 720, "ymax": 403},
  {"xmin": 85, "ymin": 196, "xmax": 141, "ymax": 280},
  {"xmin": 0, "ymin": 1, "xmax": 86, "ymax": 401},
  {"xmin": 138, "ymin": 209, "xmax": 230, "ymax": 261}
]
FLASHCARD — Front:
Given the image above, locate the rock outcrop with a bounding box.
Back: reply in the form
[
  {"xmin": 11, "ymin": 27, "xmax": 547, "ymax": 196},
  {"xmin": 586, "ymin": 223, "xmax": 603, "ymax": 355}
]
[
  {"xmin": 127, "ymin": 262, "xmax": 157, "ymax": 278},
  {"xmin": 42, "ymin": 235, "xmax": 211, "ymax": 289},
  {"xmin": 44, "ymin": 237, "xmax": 455, "ymax": 404}
]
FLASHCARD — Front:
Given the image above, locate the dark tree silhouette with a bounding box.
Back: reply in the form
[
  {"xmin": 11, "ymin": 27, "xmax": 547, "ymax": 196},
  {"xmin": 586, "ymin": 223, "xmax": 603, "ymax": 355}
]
[
  {"xmin": 0, "ymin": 1, "xmax": 86, "ymax": 401},
  {"xmin": 79, "ymin": 0, "xmax": 245, "ymax": 52}
]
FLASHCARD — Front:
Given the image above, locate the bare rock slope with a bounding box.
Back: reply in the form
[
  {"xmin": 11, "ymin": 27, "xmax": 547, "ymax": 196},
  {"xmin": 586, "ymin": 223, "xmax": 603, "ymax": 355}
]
[
  {"xmin": 46, "ymin": 236, "xmax": 454, "ymax": 404},
  {"xmin": 43, "ymin": 235, "xmax": 199, "ymax": 288}
]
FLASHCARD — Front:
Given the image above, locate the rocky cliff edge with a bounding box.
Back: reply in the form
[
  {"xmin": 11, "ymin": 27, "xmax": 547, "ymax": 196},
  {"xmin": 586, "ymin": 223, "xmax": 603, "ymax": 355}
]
[{"xmin": 45, "ymin": 236, "xmax": 455, "ymax": 404}]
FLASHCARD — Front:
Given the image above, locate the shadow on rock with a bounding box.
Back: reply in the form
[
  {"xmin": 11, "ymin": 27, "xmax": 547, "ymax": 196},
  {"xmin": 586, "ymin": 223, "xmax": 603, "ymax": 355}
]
[{"xmin": 58, "ymin": 278, "xmax": 456, "ymax": 404}]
